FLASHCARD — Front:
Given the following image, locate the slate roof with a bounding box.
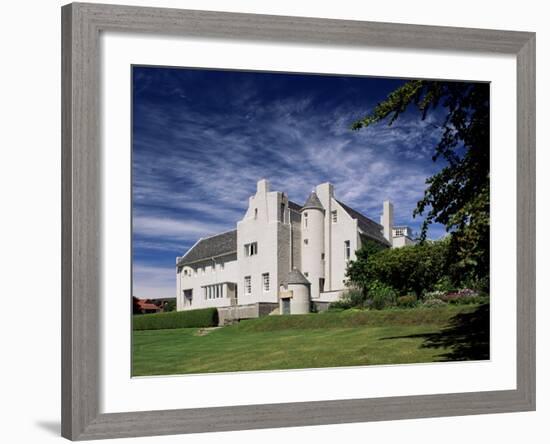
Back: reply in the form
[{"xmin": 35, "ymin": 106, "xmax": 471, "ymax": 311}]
[
  {"xmin": 177, "ymin": 230, "xmax": 237, "ymax": 267},
  {"xmin": 302, "ymin": 191, "xmax": 324, "ymax": 211},
  {"xmin": 288, "ymin": 200, "xmax": 302, "ymax": 212},
  {"xmin": 284, "ymin": 268, "xmax": 311, "ymax": 286},
  {"xmin": 336, "ymin": 200, "xmax": 391, "ymax": 247}
]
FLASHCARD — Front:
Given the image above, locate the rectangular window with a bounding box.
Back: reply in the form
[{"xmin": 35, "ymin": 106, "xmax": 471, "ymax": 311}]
[
  {"xmin": 344, "ymin": 240, "xmax": 351, "ymax": 260},
  {"xmin": 331, "ymin": 210, "xmax": 338, "ymax": 223},
  {"xmin": 280, "ymin": 203, "xmax": 286, "ymax": 223},
  {"xmin": 303, "ymin": 212, "xmax": 308, "ymax": 228},
  {"xmin": 262, "ymin": 273, "xmax": 270, "ymax": 292},
  {"xmin": 244, "ymin": 276, "xmax": 252, "ymax": 295},
  {"xmin": 304, "ymin": 238, "xmax": 309, "ymax": 245},
  {"xmin": 245, "ymin": 242, "xmax": 258, "ymax": 256}
]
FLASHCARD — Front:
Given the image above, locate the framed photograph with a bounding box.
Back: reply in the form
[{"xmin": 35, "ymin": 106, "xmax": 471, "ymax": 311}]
[{"xmin": 62, "ymin": 2, "xmax": 535, "ymax": 440}]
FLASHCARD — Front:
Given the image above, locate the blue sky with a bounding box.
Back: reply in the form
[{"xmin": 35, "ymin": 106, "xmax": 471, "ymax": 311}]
[{"xmin": 132, "ymin": 66, "xmax": 449, "ymax": 298}]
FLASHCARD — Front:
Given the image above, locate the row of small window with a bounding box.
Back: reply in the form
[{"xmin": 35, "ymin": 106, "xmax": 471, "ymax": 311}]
[
  {"xmin": 244, "ymin": 273, "xmax": 270, "ymax": 295},
  {"xmin": 182, "ymin": 262, "xmax": 225, "ymax": 277},
  {"xmin": 302, "ymin": 210, "xmax": 338, "ymax": 228},
  {"xmin": 203, "ymin": 284, "xmax": 224, "ymax": 300}
]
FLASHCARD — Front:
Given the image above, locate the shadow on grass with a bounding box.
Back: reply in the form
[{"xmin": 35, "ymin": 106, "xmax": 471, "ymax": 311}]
[{"xmin": 381, "ymin": 304, "xmax": 490, "ymax": 361}]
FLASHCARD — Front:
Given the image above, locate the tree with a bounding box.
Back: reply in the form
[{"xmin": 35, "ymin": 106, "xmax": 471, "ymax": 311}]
[
  {"xmin": 352, "ymin": 80, "xmax": 489, "ymax": 284},
  {"xmin": 346, "ymin": 240, "xmax": 450, "ymax": 297}
]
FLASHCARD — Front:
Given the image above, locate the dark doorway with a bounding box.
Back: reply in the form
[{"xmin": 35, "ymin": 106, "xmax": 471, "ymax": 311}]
[{"xmin": 282, "ymin": 298, "xmax": 291, "ymax": 315}]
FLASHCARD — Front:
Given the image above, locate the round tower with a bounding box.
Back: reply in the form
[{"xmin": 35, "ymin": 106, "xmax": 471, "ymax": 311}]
[
  {"xmin": 300, "ymin": 191, "xmax": 325, "ymax": 299},
  {"xmin": 280, "ymin": 268, "xmax": 311, "ymax": 314}
]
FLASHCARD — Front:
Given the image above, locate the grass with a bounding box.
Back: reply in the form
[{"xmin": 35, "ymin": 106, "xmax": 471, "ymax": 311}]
[{"xmin": 132, "ymin": 304, "xmax": 485, "ymax": 376}]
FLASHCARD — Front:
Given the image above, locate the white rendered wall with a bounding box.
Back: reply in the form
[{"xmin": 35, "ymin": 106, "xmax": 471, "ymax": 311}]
[
  {"xmin": 382, "ymin": 200, "xmax": 394, "ymax": 242},
  {"xmin": 288, "ymin": 283, "xmax": 311, "ymax": 314},
  {"xmin": 178, "ymin": 255, "xmax": 239, "ymax": 310},
  {"xmin": 328, "ymin": 199, "xmax": 359, "ymax": 292},
  {"xmin": 300, "ymin": 207, "xmax": 325, "ymax": 299},
  {"xmin": 237, "ymin": 180, "xmax": 284, "ymax": 305},
  {"xmin": 392, "ymin": 236, "xmax": 415, "ymax": 248}
]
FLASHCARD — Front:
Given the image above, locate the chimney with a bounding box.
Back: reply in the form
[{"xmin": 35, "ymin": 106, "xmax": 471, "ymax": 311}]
[
  {"xmin": 315, "ymin": 182, "xmax": 334, "ymax": 209},
  {"xmin": 256, "ymin": 178, "xmax": 270, "ymax": 195},
  {"xmin": 382, "ymin": 201, "xmax": 394, "ymax": 243}
]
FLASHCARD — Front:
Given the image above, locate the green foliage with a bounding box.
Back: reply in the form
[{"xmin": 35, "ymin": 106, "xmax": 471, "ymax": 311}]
[
  {"xmin": 433, "ymin": 276, "xmax": 455, "ymax": 293},
  {"xmin": 397, "ymin": 295, "xmax": 418, "ymax": 308},
  {"xmin": 133, "ymin": 308, "xmax": 219, "ymax": 331},
  {"xmin": 367, "ymin": 281, "xmax": 397, "ymax": 310},
  {"xmin": 423, "ymin": 298, "xmax": 447, "ymax": 308},
  {"xmin": 163, "ymin": 299, "xmax": 177, "ymax": 312},
  {"xmin": 346, "ymin": 239, "xmax": 451, "ymax": 297},
  {"xmin": 352, "ymin": 80, "xmax": 490, "ymax": 286},
  {"xmin": 328, "ymin": 287, "xmax": 366, "ymax": 310}
]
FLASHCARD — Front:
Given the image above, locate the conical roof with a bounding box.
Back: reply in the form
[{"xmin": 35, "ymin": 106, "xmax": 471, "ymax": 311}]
[
  {"xmin": 302, "ymin": 191, "xmax": 324, "ymax": 211},
  {"xmin": 285, "ymin": 268, "xmax": 311, "ymax": 286}
]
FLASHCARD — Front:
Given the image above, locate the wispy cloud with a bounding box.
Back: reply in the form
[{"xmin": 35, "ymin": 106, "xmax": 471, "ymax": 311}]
[{"xmin": 132, "ymin": 67, "xmax": 449, "ymax": 297}]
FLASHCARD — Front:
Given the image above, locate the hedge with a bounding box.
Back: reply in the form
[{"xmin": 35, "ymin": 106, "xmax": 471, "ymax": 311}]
[{"xmin": 133, "ymin": 308, "xmax": 219, "ymax": 330}]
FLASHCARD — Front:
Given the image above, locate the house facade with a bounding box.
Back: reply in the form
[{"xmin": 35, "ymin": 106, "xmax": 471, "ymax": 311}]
[{"xmin": 176, "ymin": 179, "xmax": 413, "ymax": 316}]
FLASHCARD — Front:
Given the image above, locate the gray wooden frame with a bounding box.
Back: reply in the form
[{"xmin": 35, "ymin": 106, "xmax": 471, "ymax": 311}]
[{"xmin": 61, "ymin": 2, "xmax": 536, "ymax": 440}]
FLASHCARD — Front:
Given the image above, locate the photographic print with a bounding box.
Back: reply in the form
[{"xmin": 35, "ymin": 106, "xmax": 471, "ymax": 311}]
[{"xmin": 131, "ymin": 66, "xmax": 490, "ymax": 377}]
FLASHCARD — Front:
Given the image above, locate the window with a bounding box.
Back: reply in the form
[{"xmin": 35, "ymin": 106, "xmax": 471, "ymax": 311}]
[
  {"xmin": 244, "ymin": 276, "xmax": 252, "ymax": 295},
  {"xmin": 203, "ymin": 284, "xmax": 224, "ymax": 300},
  {"xmin": 183, "ymin": 289, "xmax": 193, "ymax": 307},
  {"xmin": 280, "ymin": 203, "xmax": 286, "ymax": 223},
  {"xmin": 254, "ymin": 208, "xmax": 258, "ymax": 219},
  {"xmin": 262, "ymin": 273, "xmax": 270, "ymax": 292},
  {"xmin": 245, "ymin": 242, "xmax": 258, "ymax": 256},
  {"xmin": 304, "ymin": 272, "xmax": 309, "ymax": 277},
  {"xmin": 304, "ymin": 238, "xmax": 309, "ymax": 245},
  {"xmin": 331, "ymin": 210, "xmax": 338, "ymax": 223},
  {"xmin": 321, "ymin": 253, "xmax": 325, "ymax": 260},
  {"xmin": 303, "ymin": 212, "xmax": 308, "ymax": 228},
  {"xmin": 344, "ymin": 240, "xmax": 351, "ymax": 260}
]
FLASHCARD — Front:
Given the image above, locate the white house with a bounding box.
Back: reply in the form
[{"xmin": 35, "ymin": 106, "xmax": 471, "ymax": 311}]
[{"xmin": 176, "ymin": 179, "xmax": 413, "ymax": 319}]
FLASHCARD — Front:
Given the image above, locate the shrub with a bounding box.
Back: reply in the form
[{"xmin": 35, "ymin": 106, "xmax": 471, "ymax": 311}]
[
  {"xmin": 329, "ymin": 288, "xmax": 366, "ymax": 310},
  {"xmin": 423, "ymin": 298, "xmax": 447, "ymax": 308},
  {"xmin": 433, "ymin": 276, "xmax": 455, "ymax": 293},
  {"xmin": 396, "ymin": 295, "xmax": 417, "ymax": 308},
  {"xmin": 346, "ymin": 239, "xmax": 451, "ymax": 297},
  {"xmin": 367, "ymin": 281, "xmax": 397, "ymax": 310},
  {"xmin": 423, "ymin": 290, "xmax": 445, "ymax": 301},
  {"xmin": 439, "ymin": 288, "xmax": 480, "ymax": 304},
  {"xmin": 132, "ymin": 308, "xmax": 219, "ymax": 330}
]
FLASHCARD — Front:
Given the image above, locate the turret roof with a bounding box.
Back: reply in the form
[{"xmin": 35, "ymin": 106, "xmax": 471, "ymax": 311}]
[
  {"xmin": 302, "ymin": 191, "xmax": 324, "ymax": 211},
  {"xmin": 284, "ymin": 268, "xmax": 311, "ymax": 286}
]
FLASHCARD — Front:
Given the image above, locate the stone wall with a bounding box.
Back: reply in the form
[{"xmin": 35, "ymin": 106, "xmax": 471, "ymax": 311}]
[{"xmin": 217, "ymin": 302, "xmax": 279, "ymax": 326}]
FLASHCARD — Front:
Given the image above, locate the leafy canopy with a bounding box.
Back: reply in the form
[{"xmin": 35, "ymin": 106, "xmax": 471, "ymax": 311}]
[{"xmin": 352, "ymin": 80, "xmax": 490, "ymax": 281}]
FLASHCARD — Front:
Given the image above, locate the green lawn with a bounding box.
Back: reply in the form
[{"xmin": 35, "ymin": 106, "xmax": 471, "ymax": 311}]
[{"xmin": 132, "ymin": 305, "xmax": 488, "ymax": 376}]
